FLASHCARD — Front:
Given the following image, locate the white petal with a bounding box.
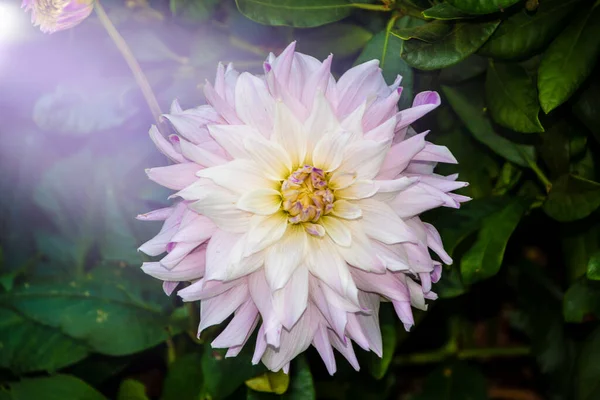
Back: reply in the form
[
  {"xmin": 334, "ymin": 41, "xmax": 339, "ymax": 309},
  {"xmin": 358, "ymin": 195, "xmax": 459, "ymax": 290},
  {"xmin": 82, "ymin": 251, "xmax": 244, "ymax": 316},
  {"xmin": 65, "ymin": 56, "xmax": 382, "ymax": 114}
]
[
  {"xmin": 331, "ymin": 200, "xmax": 362, "ymax": 220},
  {"xmin": 272, "ymin": 101, "xmax": 307, "ymax": 167},
  {"xmin": 261, "ymin": 303, "xmax": 319, "ymax": 372},
  {"xmin": 335, "ymin": 180, "xmax": 377, "ymax": 200},
  {"xmin": 358, "ymin": 198, "xmax": 417, "ymax": 244},
  {"xmin": 306, "ymin": 236, "xmax": 360, "ymax": 308},
  {"xmin": 336, "ymin": 220, "xmax": 380, "ymax": 272},
  {"xmin": 249, "ymin": 270, "xmax": 283, "ymax": 347},
  {"xmin": 198, "ymin": 283, "xmax": 249, "ymax": 335},
  {"xmin": 321, "ymin": 216, "xmax": 351, "ymax": 247},
  {"xmin": 338, "ymin": 139, "xmax": 390, "ymax": 180},
  {"xmin": 313, "ymin": 325, "xmax": 337, "ymax": 375},
  {"xmin": 188, "ymin": 186, "xmax": 252, "ymax": 233},
  {"xmin": 211, "ymin": 300, "xmax": 259, "ymax": 348},
  {"xmin": 272, "ymin": 266, "xmax": 309, "ymax": 329},
  {"xmin": 312, "ymin": 131, "xmax": 352, "ymax": 172},
  {"xmin": 340, "ymin": 101, "xmax": 366, "ymax": 141},
  {"xmin": 264, "ymin": 224, "xmax": 307, "ymax": 290},
  {"xmin": 197, "ymin": 159, "xmax": 278, "ymax": 195},
  {"xmin": 304, "ymin": 92, "xmax": 340, "ymax": 158},
  {"xmin": 244, "ymin": 212, "xmax": 288, "ymax": 256},
  {"xmin": 244, "ymin": 136, "xmax": 292, "ymax": 181},
  {"xmin": 235, "ymin": 72, "xmax": 275, "ymax": 135},
  {"xmin": 208, "ymin": 124, "xmax": 264, "ymax": 159},
  {"xmin": 236, "ymin": 188, "xmax": 282, "ymax": 215},
  {"xmin": 179, "ymin": 137, "xmax": 227, "ymax": 167},
  {"xmin": 328, "ymin": 171, "xmax": 357, "ymax": 190}
]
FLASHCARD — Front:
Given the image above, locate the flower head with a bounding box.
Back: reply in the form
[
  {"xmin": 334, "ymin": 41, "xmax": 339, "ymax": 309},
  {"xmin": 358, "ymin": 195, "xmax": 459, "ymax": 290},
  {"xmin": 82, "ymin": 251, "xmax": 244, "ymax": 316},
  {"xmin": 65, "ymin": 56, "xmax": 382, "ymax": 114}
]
[
  {"xmin": 139, "ymin": 42, "xmax": 469, "ymax": 374},
  {"xmin": 22, "ymin": 0, "xmax": 94, "ymax": 33}
]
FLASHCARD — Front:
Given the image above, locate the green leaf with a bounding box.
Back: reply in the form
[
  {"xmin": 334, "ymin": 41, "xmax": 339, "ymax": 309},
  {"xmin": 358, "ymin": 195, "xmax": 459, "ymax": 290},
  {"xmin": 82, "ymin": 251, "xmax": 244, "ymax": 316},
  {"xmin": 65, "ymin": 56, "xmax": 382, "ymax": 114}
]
[
  {"xmin": 461, "ymin": 198, "xmax": 529, "ymax": 284},
  {"xmin": 587, "ymin": 251, "xmax": 600, "ymax": 280},
  {"xmin": 577, "ymin": 327, "xmax": 600, "ymax": 400},
  {"xmin": 429, "ymin": 196, "xmax": 511, "ymax": 258},
  {"xmin": 0, "ymin": 307, "xmax": 89, "ymax": 374},
  {"xmin": 509, "ymin": 261, "xmax": 574, "ymax": 389},
  {"xmin": 402, "ymin": 21, "xmax": 499, "ymax": 70},
  {"xmin": 448, "ymin": 0, "xmax": 520, "ymax": 14},
  {"xmin": 368, "ymin": 304, "xmax": 396, "ymax": 379},
  {"xmin": 235, "ymin": 0, "xmax": 359, "ymax": 28},
  {"xmin": 438, "ymin": 55, "xmax": 488, "ymax": 83},
  {"xmin": 563, "ymin": 278, "xmax": 600, "ymax": 323},
  {"xmin": 33, "ymin": 80, "xmax": 138, "ymax": 136},
  {"xmin": 435, "ymin": 265, "xmax": 467, "ymax": 298},
  {"xmin": 161, "ymin": 353, "xmax": 204, "ymax": 400},
  {"xmin": 538, "ymin": 4, "xmax": 600, "ymax": 113},
  {"xmin": 442, "ymin": 83, "xmax": 536, "ymax": 167},
  {"xmin": 246, "ymin": 370, "xmax": 290, "ymax": 395},
  {"xmin": 573, "ymin": 73, "xmax": 600, "ymax": 143},
  {"xmin": 393, "ymin": 20, "xmax": 452, "ymax": 42},
  {"xmin": 543, "ymin": 174, "xmax": 600, "ymax": 222},
  {"xmin": 298, "ymin": 23, "xmax": 373, "ymax": 59},
  {"xmin": 563, "ymin": 219, "xmax": 600, "ymax": 282},
  {"xmin": 246, "ymin": 356, "xmax": 315, "ymax": 400},
  {"xmin": 355, "ymin": 17, "xmax": 416, "ymax": 109},
  {"xmin": 413, "ymin": 362, "xmax": 487, "ymax": 400},
  {"xmin": 1, "ymin": 375, "xmax": 107, "ymax": 400},
  {"xmin": 539, "ymin": 120, "xmax": 572, "ymax": 178},
  {"xmin": 170, "ymin": 0, "xmax": 220, "ymax": 21},
  {"xmin": 422, "ymin": 3, "xmax": 472, "ymax": 20},
  {"xmin": 478, "ymin": 0, "xmax": 580, "ymax": 60},
  {"xmin": 485, "ymin": 61, "xmax": 544, "ymax": 133},
  {"xmin": 202, "ymin": 345, "xmax": 266, "ymax": 399},
  {"xmin": 117, "ymin": 379, "xmax": 149, "ymax": 400},
  {"xmin": 0, "ymin": 271, "xmax": 177, "ymax": 357},
  {"xmin": 434, "ymin": 127, "xmax": 500, "ymax": 199}
]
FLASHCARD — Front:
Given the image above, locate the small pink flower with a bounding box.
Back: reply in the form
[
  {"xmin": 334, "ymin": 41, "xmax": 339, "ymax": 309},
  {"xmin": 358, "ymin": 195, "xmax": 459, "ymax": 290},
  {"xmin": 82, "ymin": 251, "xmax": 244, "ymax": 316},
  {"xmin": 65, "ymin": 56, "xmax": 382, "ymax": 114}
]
[
  {"xmin": 22, "ymin": 0, "xmax": 94, "ymax": 33},
  {"xmin": 139, "ymin": 42, "xmax": 469, "ymax": 374}
]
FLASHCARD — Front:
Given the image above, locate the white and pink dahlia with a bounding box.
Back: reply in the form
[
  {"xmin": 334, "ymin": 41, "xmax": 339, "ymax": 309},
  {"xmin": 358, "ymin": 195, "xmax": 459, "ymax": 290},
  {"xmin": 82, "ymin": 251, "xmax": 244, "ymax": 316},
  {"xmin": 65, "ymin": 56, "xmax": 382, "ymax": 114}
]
[{"xmin": 138, "ymin": 42, "xmax": 469, "ymax": 374}]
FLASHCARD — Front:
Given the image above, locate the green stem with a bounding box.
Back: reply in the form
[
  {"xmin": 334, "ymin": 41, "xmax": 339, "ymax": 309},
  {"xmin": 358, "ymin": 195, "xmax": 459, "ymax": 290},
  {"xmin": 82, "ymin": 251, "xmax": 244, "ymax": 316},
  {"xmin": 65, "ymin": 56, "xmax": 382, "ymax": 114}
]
[
  {"xmin": 94, "ymin": 1, "xmax": 164, "ymax": 129},
  {"xmin": 351, "ymin": 3, "xmax": 393, "ymax": 12},
  {"xmin": 528, "ymin": 159, "xmax": 553, "ymax": 193},
  {"xmin": 517, "ymin": 147, "xmax": 552, "ymax": 193},
  {"xmin": 393, "ymin": 346, "xmax": 530, "ymax": 365}
]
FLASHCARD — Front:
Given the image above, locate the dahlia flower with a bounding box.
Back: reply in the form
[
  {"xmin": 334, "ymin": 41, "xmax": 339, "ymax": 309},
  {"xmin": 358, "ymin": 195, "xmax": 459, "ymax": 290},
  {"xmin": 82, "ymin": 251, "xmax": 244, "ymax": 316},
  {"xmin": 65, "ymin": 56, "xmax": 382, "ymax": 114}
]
[
  {"xmin": 22, "ymin": 0, "xmax": 94, "ymax": 33},
  {"xmin": 139, "ymin": 42, "xmax": 469, "ymax": 374}
]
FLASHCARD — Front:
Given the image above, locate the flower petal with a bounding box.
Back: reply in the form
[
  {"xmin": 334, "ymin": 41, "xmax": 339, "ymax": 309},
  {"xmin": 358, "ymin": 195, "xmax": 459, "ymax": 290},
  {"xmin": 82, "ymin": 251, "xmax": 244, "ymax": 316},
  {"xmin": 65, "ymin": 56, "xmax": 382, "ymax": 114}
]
[
  {"xmin": 338, "ymin": 139, "xmax": 390, "ymax": 180},
  {"xmin": 212, "ymin": 300, "xmax": 260, "ymax": 348},
  {"xmin": 264, "ymin": 224, "xmax": 306, "ymax": 290},
  {"xmin": 331, "ymin": 200, "xmax": 362, "ymax": 220},
  {"xmin": 320, "ymin": 216, "xmax": 351, "ymax": 247},
  {"xmin": 236, "ymin": 188, "xmax": 282, "ymax": 215},
  {"xmin": 272, "ymin": 100, "xmax": 307, "ymax": 167},
  {"xmin": 244, "ymin": 136, "xmax": 292, "ymax": 181},
  {"xmin": 235, "ymin": 72, "xmax": 275, "ymax": 136},
  {"xmin": 208, "ymin": 124, "xmax": 264, "ymax": 159},
  {"xmin": 358, "ymin": 198, "xmax": 418, "ymax": 244},
  {"xmin": 272, "ymin": 265, "xmax": 309, "ymax": 329}
]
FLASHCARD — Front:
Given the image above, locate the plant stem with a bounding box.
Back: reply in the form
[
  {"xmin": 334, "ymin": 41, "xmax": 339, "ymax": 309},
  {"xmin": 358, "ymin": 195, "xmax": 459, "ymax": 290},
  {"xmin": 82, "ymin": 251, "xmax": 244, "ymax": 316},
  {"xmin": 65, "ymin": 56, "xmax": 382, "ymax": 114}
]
[
  {"xmin": 94, "ymin": 1, "xmax": 164, "ymax": 129},
  {"xmin": 393, "ymin": 345, "xmax": 531, "ymax": 365},
  {"xmin": 517, "ymin": 147, "xmax": 552, "ymax": 193},
  {"xmin": 528, "ymin": 158, "xmax": 553, "ymax": 193},
  {"xmin": 351, "ymin": 3, "xmax": 393, "ymax": 12}
]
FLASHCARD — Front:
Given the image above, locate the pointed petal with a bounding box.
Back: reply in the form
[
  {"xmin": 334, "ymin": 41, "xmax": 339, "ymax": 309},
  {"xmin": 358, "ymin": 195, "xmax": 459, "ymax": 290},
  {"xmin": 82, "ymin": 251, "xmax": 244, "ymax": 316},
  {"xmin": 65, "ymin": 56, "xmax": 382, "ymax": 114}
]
[{"xmin": 272, "ymin": 266, "xmax": 309, "ymax": 329}]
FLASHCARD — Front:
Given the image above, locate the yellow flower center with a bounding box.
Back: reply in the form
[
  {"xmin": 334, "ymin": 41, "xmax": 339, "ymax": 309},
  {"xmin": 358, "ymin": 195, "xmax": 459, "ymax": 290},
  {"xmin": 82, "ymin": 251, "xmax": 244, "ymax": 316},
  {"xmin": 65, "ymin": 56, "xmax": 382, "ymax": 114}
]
[{"xmin": 281, "ymin": 165, "xmax": 334, "ymax": 224}]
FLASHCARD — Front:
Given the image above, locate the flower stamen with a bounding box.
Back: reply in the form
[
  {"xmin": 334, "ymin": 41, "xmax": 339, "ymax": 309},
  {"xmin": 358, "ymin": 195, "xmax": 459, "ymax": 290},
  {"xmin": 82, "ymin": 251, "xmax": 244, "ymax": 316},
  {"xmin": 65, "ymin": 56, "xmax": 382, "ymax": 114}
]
[{"xmin": 281, "ymin": 165, "xmax": 334, "ymax": 233}]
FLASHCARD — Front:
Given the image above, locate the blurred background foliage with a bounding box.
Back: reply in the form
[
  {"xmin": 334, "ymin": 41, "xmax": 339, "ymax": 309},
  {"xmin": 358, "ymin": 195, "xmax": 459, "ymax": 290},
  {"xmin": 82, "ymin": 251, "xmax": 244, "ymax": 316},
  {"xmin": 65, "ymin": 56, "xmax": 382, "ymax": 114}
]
[{"xmin": 1, "ymin": 0, "xmax": 600, "ymax": 399}]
